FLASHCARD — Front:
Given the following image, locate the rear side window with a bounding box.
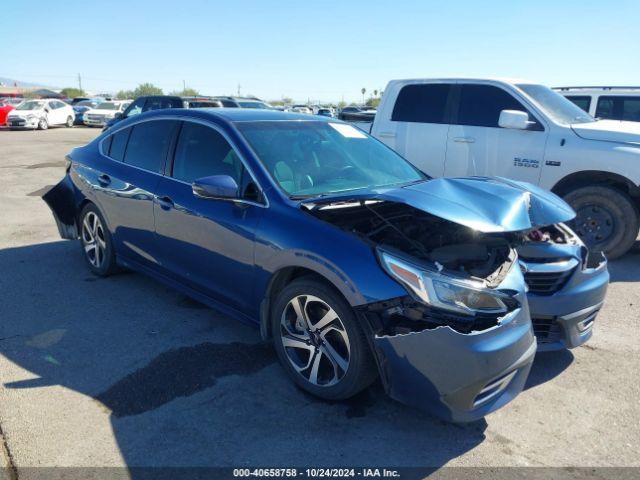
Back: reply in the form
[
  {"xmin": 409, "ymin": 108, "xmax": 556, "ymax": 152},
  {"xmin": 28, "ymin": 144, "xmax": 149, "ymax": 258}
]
[
  {"xmin": 171, "ymin": 122, "xmax": 244, "ymax": 185},
  {"xmin": 457, "ymin": 84, "xmax": 529, "ymax": 128},
  {"xmin": 391, "ymin": 84, "xmax": 451, "ymax": 123},
  {"xmin": 596, "ymin": 96, "xmax": 640, "ymax": 121},
  {"xmin": 123, "ymin": 120, "xmax": 177, "ymax": 172},
  {"xmin": 565, "ymin": 95, "xmax": 591, "ymax": 113},
  {"xmin": 108, "ymin": 127, "xmax": 131, "ymax": 161}
]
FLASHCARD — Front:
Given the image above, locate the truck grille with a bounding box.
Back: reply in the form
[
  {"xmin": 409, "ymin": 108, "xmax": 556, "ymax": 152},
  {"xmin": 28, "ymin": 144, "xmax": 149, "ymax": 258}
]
[{"xmin": 520, "ymin": 257, "xmax": 578, "ymax": 296}]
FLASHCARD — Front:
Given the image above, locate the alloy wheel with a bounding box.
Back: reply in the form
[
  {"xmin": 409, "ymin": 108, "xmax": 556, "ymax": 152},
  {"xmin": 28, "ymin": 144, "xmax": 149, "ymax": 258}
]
[
  {"xmin": 279, "ymin": 294, "xmax": 351, "ymax": 387},
  {"xmin": 81, "ymin": 211, "xmax": 107, "ymax": 268}
]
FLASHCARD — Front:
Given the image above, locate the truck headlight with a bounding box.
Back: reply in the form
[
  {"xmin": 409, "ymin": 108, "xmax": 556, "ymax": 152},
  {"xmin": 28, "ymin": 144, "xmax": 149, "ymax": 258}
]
[{"xmin": 379, "ymin": 251, "xmax": 510, "ymax": 315}]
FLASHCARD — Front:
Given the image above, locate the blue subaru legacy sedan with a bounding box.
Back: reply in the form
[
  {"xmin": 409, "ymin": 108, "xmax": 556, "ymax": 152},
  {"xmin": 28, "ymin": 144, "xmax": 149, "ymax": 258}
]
[{"xmin": 43, "ymin": 109, "xmax": 594, "ymax": 422}]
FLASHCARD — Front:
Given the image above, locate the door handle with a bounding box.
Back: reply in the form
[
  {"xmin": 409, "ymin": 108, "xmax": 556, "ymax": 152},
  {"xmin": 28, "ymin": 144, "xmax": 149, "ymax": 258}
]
[
  {"xmin": 157, "ymin": 196, "xmax": 174, "ymax": 210},
  {"xmin": 453, "ymin": 137, "xmax": 476, "ymax": 143},
  {"xmin": 378, "ymin": 131, "xmax": 396, "ymax": 138},
  {"xmin": 97, "ymin": 174, "xmax": 111, "ymax": 186}
]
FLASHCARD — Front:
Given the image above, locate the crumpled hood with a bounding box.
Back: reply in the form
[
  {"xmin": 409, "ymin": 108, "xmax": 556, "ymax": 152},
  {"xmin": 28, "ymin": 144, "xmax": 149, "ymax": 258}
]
[
  {"xmin": 304, "ymin": 177, "xmax": 575, "ymax": 233},
  {"xmin": 571, "ymin": 120, "xmax": 640, "ymax": 145}
]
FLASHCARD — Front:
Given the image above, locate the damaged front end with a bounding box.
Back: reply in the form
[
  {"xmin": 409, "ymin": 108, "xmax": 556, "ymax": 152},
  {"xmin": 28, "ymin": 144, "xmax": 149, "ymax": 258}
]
[
  {"xmin": 301, "ymin": 177, "xmax": 579, "ymax": 421},
  {"xmin": 518, "ymin": 223, "xmax": 609, "ymax": 350}
]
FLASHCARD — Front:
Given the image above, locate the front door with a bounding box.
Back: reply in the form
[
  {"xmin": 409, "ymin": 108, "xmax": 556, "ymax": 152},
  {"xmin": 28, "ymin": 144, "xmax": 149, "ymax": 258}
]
[
  {"xmin": 444, "ymin": 84, "xmax": 547, "ymax": 186},
  {"xmin": 153, "ymin": 120, "xmax": 265, "ymax": 313}
]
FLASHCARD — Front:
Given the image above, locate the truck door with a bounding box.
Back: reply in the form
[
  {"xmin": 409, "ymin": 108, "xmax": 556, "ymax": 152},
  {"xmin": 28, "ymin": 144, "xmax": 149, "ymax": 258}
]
[
  {"xmin": 372, "ymin": 83, "xmax": 453, "ymax": 178},
  {"xmin": 444, "ymin": 84, "xmax": 547, "ymax": 186}
]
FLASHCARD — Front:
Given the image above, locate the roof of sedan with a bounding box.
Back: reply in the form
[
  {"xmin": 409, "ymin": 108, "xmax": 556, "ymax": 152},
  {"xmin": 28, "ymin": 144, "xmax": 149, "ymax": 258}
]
[{"xmin": 191, "ymin": 108, "xmax": 331, "ymax": 123}]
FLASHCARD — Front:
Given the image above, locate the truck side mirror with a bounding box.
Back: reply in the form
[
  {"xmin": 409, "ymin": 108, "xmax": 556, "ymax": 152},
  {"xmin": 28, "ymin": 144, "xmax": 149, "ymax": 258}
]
[{"xmin": 498, "ymin": 110, "xmax": 530, "ymax": 130}]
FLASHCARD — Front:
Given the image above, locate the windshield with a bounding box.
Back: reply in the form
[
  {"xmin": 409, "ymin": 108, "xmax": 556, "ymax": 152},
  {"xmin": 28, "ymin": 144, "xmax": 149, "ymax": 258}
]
[
  {"xmin": 238, "ymin": 101, "xmax": 270, "ymax": 109},
  {"xmin": 517, "ymin": 84, "xmax": 595, "ymax": 125},
  {"xmin": 16, "ymin": 101, "xmax": 44, "ymax": 110},
  {"xmin": 237, "ymin": 121, "xmax": 425, "ymax": 197},
  {"xmin": 96, "ymin": 102, "xmax": 120, "ymax": 110},
  {"xmin": 76, "ymin": 100, "xmax": 97, "ymax": 108}
]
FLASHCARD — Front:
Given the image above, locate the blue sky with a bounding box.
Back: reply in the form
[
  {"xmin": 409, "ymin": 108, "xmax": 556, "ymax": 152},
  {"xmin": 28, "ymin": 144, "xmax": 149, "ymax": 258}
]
[{"xmin": 2, "ymin": 0, "xmax": 638, "ymax": 102}]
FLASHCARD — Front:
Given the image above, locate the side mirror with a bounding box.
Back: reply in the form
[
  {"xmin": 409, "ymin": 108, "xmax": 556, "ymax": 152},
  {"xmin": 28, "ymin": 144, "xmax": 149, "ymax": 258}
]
[
  {"xmin": 192, "ymin": 175, "xmax": 238, "ymax": 200},
  {"xmin": 498, "ymin": 110, "xmax": 530, "ymax": 130}
]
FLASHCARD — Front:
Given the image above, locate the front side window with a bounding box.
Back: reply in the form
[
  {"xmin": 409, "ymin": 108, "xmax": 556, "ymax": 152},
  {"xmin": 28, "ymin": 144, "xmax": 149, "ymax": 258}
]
[
  {"xmin": 171, "ymin": 122, "xmax": 245, "ymax": 186},
  {"xmin": 145, "ymin": 97, "xmax": 182, "ymax": 112},
  {"xmin": 565, "ymin": 95, "xmax": 592, "ymax": 113},
  {"xmin": 622, "ymin": 97, "xmax": 640, "ymax": 122},
  {"xmin": 125, "ymin": 98, "xmax": 145, "ymax": 118},
  {"xmin": 392, "ymin": 84, "xmax": 451, "ymax": 123},
  {"xmin": 457, "ymin": 85, "xmax": 530, "ymax": 128},
  {"xmin": 595, "ymin": 97, "xmax": 615, "ymax": 119},
  {"xmin": 123, "ymin": 120, "xmax": 177, "ymax": 172},
  {"xmin": 237, "ymin": 121, "xmax": 425, "ymax": 197}
]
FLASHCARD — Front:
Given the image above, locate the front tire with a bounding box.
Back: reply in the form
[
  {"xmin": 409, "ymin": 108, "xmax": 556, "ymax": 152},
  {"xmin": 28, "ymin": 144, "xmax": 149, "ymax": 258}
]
[
  {"xmin": 66, "ymin": 116, "xmax": 73, "ymax": 127},
  {"xmin": 564, "ymin": 185, "xmax": 639, "ymax": 259},
  {"xmin": 271, "ymin": 277, "xmax": 377, "ymax": 400},
  {"xmin": 79, "ymin": 204, "xmax": 117, "ymax": 276},
  {"xmin": 37, "ymin": 118, "xmax": 48, "ymax": 130}
]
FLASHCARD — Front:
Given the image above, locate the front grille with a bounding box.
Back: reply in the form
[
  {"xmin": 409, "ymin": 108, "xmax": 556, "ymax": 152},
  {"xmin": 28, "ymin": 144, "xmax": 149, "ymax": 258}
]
[
  {"xmin": 7, "ymin": 117, "xmax": 25, "ymax": 126},
  {"xmin": 86, "ymin": 114, "xmax": 105, "ymax": 123},
  {"xmin": 532, "ymin": 316, "xmax": 563, "ymax": 344},
  {"xmin": 520, "ymin": 257, "xmax": 578, "ymax": 296}
]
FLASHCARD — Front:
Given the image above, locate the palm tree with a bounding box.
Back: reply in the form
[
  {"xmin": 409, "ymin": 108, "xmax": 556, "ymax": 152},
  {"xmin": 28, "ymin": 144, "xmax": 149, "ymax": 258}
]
[
  {"xmin": 373, "ymin": 89, "xmax": 378, "ymax": 97},
  {"xmin": 361, "ymin": 88, "xmax": 366, "ymax": 105}
]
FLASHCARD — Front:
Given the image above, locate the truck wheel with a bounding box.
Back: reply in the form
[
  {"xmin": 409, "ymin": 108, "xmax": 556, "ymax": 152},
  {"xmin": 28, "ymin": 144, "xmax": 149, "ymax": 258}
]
[
  {"xmin": 271, "ymin": 277, "xmax": 377, "ymax": 400},
  {"xmin": 564, "ymin": 185, "xmax": 639, "ymax": 260}
]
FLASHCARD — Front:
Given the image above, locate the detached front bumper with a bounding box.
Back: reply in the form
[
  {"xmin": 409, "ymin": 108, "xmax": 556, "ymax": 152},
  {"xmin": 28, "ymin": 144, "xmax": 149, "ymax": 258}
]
[
  {"xmin": 359, "ymin": 266, "xmax": 536, "ymax": 423},
  {"xmin": 520, "ymin": 244, "xmax": 609, "ymax": 351}
]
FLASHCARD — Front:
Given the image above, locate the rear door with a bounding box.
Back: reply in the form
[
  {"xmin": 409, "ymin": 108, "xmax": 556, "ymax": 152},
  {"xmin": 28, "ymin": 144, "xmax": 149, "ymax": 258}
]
[
  {"xmin": 153, "ymin": 120, "xmax": 265, "ymax": 313},
  {"xmin": 94, "ymin": 119, "xmax": 179, "ymax": 268},
  {"xmin": 373, "ymin": 82, "xmax": 453, "ymax": 177},
  {"xmin": 444, "ymin": 83, "xmax": 548, "ymax": 185}
]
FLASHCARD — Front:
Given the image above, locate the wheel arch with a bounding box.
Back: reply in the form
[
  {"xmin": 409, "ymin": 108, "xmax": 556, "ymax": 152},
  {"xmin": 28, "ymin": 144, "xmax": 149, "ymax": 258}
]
[
  {"xmin": 259, "ymin": 266, "xmax": 351, "ymax": 340},
  {"xmin": 551, "ymin": 170, "xmax": 640, "ymax": 203}
]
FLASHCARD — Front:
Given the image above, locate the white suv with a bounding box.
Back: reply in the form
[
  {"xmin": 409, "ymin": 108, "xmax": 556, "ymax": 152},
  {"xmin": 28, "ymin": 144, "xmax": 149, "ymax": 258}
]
[
  {"xmin": 6, "ymin": 99, "xmax": 75, "ymax": 130},
  {"xmin": 368, "ymin": 78, "xmax": 640, "ymax": 258},
  {"xmin": 556, "ymin": 87, "xmax": 640, "ymax": 122}
]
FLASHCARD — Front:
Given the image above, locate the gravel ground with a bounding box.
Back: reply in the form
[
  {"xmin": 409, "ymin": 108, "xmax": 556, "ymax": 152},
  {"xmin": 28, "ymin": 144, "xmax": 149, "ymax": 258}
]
[{"xmin": 0, "ymin": 127, "xmax": 638, "ymax": 478}]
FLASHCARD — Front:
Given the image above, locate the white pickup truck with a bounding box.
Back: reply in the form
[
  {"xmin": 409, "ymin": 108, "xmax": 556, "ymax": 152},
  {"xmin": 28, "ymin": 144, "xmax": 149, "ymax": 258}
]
[{"xmin": 360, "ymin": 78, "xmax": 640, "ymax": 258}]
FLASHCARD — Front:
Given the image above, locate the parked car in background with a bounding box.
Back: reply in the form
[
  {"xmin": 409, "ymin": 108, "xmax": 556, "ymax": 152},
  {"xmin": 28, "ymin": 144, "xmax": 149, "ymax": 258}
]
[
  {"xmin": 213, "ymin": 96, "xmax": 272, "ymax": 109},
  {"xmin": 102, "ymin": 95, "xmax": 223, "ymax": 131},
  {"xmin": 72, "ymin": 99, "xmax": 102, "ymax": 125},
  {"xmin": 6, "ymin": 99, "xmax": 74, "ymax": 130},
  {"xmin": 69, "ymin": 97, "xmax": 92, "ymax": 105},
  {"xmin": 44, "ymin": 109, "xmax": 608, "ymax": 421},
  {"xmin": 339, "ymin": 105, "xmax": 376, "ymax": 122},
  {"xmin": 84, "ymin": 100, "xmax": 131, "ymax": 128},
  {"xmin": 364, "ymin": 78, "xmax": 640, "ymax": 259},
  {"xmin": 316, "ymin": 108, "xmax": 334, "ymax": 117},
  {"xmin": 0, "ymin": 97, "xmax": 25, "ymax": 107},
  {"xmin": 556, "ymin": 87, "xmax": 640, "ymax": 122},
  {"xmin": 290, "ymin": 105, "xmax": 312, "ymax": 114},
  {"xmin": 0, "ymin": 98, "xmax": 16, "ymax": 126}
]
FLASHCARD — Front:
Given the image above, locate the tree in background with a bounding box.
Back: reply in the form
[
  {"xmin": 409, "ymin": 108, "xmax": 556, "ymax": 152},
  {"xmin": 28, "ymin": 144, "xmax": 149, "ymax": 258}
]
[
  {"xmin": 365, "ymin": 97, "xmax": 380, "ymax": 108},
  {"xmin": 117, "ymin": 83, "xmax": 164, "ymax": 99},
  {"xmin": 169, "ymin": 87, "xmax": 199, "ymax": 97},
  {"xmin": 361, "ymin": 87, "xmax": 366, "ymax": 105},
  {"xmin": 60, "ymin": 87, "xmax": 86, "ymax": 98}
]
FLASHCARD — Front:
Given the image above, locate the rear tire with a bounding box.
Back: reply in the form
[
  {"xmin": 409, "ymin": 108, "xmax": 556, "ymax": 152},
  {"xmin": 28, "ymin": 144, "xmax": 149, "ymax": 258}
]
[
  {"xmin": 564, "ymin": 185, "xmax": 639, "ymax": 260},
  {"xmin": 79, "ymin": 204, "xmax": 118, "ymax": 276},
  {"xmin": 271, "ymin": 277, "xmax": 377, "ymax": 400}
]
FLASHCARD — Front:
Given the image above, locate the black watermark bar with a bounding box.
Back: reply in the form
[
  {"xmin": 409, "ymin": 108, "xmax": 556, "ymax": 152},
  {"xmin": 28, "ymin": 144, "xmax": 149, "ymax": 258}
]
[{"xmin": 3, "ymin": 467, "xmax": 639, "ymax": 480}]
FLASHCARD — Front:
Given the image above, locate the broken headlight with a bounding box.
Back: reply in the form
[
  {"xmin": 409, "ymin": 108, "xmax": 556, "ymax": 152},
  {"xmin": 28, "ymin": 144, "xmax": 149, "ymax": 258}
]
[{"xmin": 380, "ymin": 251, "xmax": 510, "ymax": 315}]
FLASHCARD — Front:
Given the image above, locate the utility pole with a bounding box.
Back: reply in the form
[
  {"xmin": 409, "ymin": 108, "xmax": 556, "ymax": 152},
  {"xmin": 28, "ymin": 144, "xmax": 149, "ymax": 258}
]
[
  {"xmin": 183, "ymin": 79, "xmax": 186, "ymax": 92},
  {"xmin": 78, "ymin": 73, "xmax": 82, "ymax": 92},
  {"xmin": 237, "ymin": 83, "xmax": 241, "ymax": 96}
]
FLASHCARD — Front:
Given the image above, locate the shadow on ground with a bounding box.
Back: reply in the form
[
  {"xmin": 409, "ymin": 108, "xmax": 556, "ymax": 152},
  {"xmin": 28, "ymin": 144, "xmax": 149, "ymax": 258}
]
[
  {"xmin": 608, "ymin": 241, "xmax": 640, "ymax": 283},
  {"xmin": 0, "ymin": 240, "xmax": 570, "ymax": 474}
]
